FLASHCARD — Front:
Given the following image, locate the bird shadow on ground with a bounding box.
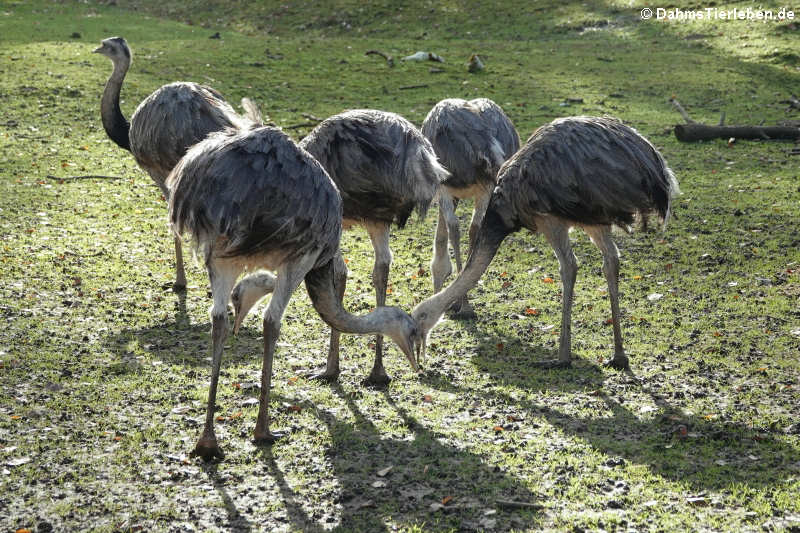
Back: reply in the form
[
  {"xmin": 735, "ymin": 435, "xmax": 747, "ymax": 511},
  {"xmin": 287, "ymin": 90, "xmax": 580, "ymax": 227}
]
[
  {"xmin": 419, "ymin": 353, "xmax": 800, "ymax": 495},
  {"xmin": 254, "ymin": 383, "xmax": 543, "ymax": 532},
  {"xmin": 200, "ymin": 462, "xmax": 256, "ymax": 533}
]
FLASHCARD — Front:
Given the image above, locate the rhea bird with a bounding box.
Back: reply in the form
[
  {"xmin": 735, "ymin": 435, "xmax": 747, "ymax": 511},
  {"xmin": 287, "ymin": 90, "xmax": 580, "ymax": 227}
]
[
  {"xmin": 167, "ymin": 125, "xmax": 420, "ymax": 460},
  {"xmin": 94, "ymin": 36, "xmax": 254, "ymax": 290},
  {"xmin": 231, "ymin": 109, "xmax": 449, "ymax": 385},
  {"xmin": 421, "ymin": 98, "xmax": 520, "ymax": 315},
  {"xmin": 412, "ymin": 116, "xmax": 679, "ymax": 370}
]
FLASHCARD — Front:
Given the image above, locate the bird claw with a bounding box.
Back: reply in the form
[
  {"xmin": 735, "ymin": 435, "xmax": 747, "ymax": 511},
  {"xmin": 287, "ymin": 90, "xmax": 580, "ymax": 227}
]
[
  {"xmin": 253, "ymin": 430, "xmax": 285, "ymax": 445},
  {"xmin": 307, "ymin": 368, "xmax": 340, "ymax": 383},
  {"xmin": 190, "ymin": 437, "xmax": 225, "ymax": 462},
  {"xmin": 532, "ymin": 358, "xmax": 572, "ymax": 370},
  {"xmin": 604, "ymin": 354, "xmax": 630, "ymax": 371},
  {"xmin": 447, "ymin": 299, "xmax": 477, "ymax": 320},
  {"xmin": 363, "ymin": 370, "xmax": 392, "ymax": 387},
  {"xmin": 172, "ymin": 281, "xmax": 187, "ymax": 293}
]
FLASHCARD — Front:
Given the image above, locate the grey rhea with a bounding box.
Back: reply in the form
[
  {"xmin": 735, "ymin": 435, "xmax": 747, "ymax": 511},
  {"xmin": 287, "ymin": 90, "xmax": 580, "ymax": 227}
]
[
  {"xmin": 231, "ymin": 110, "xmax": 449, "ymax": 386},
  {"xmin": 167, "ymin": 126, "xmax": 420, "ymax": 460},
  {"xmin": 94, "ymin": 36, "xmax": 254, "ymax": 290},
  {"xmin": 421, "ymin": 98, "xmax": 520, "ymax": 315},
  {"xmin": 412, "ymin": 116, "xmax": 680, "ymax": 370}
]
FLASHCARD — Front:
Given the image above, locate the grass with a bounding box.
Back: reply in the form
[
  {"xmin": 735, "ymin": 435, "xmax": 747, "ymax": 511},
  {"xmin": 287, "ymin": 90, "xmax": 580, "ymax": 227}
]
[{"xmin": 1, "ymin": 0, "xmax": 799, "ymax": 531}]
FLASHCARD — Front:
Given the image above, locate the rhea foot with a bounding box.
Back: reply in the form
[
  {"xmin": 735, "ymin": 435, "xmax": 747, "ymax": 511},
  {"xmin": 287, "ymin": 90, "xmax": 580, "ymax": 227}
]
[
  {"xmin": 190, "ymin": 436, "xmax": 224, "ymax": 461},
  {"xmin": 307, "ymin": 367, "xmax": 340, "ymax": 383},
  {"xmin": 253, "ymin": 429, "xmax": 284, "ymax": 446},
  {"xmin": 447, "ymin": 298, "xmax": 477, "ymax": 320},
  {"xmin": 604, "ymin": 352, "xmax": 630, "ymax": 371},
  {"xmin": 363, "ymin": 367, "xmax": 392, "ymax": 387},
  {"xmin": 532, "ymin": 358, "xmax": 572, "ymax": 370},
  {"xmin": 172, "ymin": 281, "xmax": 187, "ymax": 293}
]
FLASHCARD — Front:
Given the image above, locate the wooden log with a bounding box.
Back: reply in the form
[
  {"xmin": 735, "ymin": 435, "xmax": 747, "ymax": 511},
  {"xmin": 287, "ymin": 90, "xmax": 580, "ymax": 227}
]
[{"xmin": 674, "ymin": 123, "xmax": 800, "ymax": 142}]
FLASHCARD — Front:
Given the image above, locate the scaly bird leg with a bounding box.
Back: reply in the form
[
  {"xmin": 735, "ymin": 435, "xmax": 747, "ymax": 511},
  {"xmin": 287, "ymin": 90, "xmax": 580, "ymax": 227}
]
[{"xmin": 364, "ymin": 222, "xmax": 392, "ymax": 386}]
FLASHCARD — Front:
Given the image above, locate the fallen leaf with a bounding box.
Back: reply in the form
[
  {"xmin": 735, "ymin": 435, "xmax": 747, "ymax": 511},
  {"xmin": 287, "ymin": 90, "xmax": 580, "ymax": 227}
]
[
  {"xmin": 493, "ymin": 425, "xmax": 504, "ymax": 433},
  {"xmin": 496, "ymin": 342, "xmax": 504, "ymax": 351},
  {"xmin": 371, "ymin": 480, "xmax": 386, "ymax": 488},
  {"xmin": 501, "ymin": 281, "xmax": 511, "ymax": 288},
  {"xmin": 6, "ymin": 456, "xmax": 31, "ymax": 467},
  {"xmin": 542, "ymin": 277, "xmax": 554, "ymax": 283},
  {"xmin": 442, "ymin": 495, "xmax": 453, "ymax": 505},
  {"xmin": 686, "ymin": 496, "xmax": 708, "ymax": 506},
  {"xmin": 524, "ymin": 307, "xmax": 539, "ymax": 315},
  {"xmin": 422, "ymin": 394, "xmax": 433, "ymax": 403},
  {"xmin": 647, "ymin": 293, "xmax": 663, "ymax": 301},
  {"xmin": 377, "ymin": 466, "xmax": 393, "ymax": 477}
]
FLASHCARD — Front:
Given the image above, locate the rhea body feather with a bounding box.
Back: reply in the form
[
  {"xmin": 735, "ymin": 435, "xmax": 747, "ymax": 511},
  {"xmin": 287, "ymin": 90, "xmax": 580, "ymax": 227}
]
[
  {"xmin": 421, "ymin": 98, "xmax": 520, "ymax": 302},
  {"xmin": 413, "ymin": 116, "xmax": 679, "ymax": 368},
  {"xmin": 300, "ymin": 109, "xmax": 446, "ymax": 227},
  {"xmin": 166, "ymin": 126, "xmax": 420, "ymax": 459}
]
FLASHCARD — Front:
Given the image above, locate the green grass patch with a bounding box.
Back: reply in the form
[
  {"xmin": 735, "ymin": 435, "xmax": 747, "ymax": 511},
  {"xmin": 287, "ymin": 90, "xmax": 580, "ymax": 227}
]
[{"xmin": 1, "ymin": 0, "xmax": 798, "ymax": 531}]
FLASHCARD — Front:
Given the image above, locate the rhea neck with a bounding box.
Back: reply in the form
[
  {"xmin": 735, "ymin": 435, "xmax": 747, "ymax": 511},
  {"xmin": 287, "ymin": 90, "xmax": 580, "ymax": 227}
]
[
  {"xmin": 417, "ymin": 206, "xmax": 514, "ymax": 323},
  {"xmin": 100, "ymin": 53, "xmax": 132, "ymax": 152},
  {"xmin": 304, "ymin": 258, "xmax": 398, "ymax": 335}
]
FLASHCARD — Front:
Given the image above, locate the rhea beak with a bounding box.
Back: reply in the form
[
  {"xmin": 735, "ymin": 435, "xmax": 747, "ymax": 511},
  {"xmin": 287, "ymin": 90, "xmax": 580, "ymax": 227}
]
[
  {"xmin": 416, "ymin": 336, "xmax": 427, "ymax": 367},
  {"xmin": 232, "ymin": 301, "xmax": 244, "ymax": 335},
  {"xmin": 92, "ymin": 45, "xmax": 103, "ymax": 54}
]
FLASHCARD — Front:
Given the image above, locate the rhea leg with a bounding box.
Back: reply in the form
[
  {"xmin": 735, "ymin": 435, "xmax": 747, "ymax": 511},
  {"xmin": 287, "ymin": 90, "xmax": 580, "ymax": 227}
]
[
  {"xmin": 431, "ymin": 197, "xmax": 453, "ymax": 294},
  {"xmin": 173, "ymin": 235, "xmax": 187, "ymax": 291},
  {"xmin": 254, "ymin": 259, "xmax": 311, "ymax": 444},
  {"xmin": 192, "ymin": 260, "xmax": 241, "ymax": 461},
  {"xmin": 309, "ymin": 254, "xmax": 347, "ymax": 382},
  {"xmin": 537, "ymin": 219, "xmax": 578, "ymax": 368},
  {"xmin": 587, "ymin": 226, "xmax": 629, "ymax": 370},
  {"xmin": 467, "ymin": 188, "xmax": 492, "ymax": 258},
  {"xmin": 365, "ymin": 222, "xmax": 392, "ymax": 386}
]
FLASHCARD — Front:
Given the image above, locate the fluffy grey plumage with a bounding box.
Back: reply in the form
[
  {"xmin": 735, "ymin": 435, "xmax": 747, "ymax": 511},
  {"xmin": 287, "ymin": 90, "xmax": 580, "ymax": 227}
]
[
  {"xmin": 494, "ymin": 116, "xmax": 677, "ymax": 231},
  {"xmin": 94, "ymin": 36, "xmax": 253, "ymax": 290},
  {"xmin": 167, "ymin": 126, "xmax": 341, "ymax": 266},
  {"xmin": 164, "ymin": 126, "xmax": 420, "ymax": 460},
  {"xmin": 413, "ymin": 115, "xmax": 679, "ymax": 371},
  {"xmin": 300, "ymin": 109, "xmax": 445, "ymax": 227},
  {"xmin": 230, "ymin": 109, "xmax": 447, "ymax": 385},
  {"xmin": 422, "ymin": 98, "xmax": 520, "ymax": 191},
  {"xmin": 421, "ymin": 98, "xmax": 520, "ymax": 305},
  {"xmin": 129, "ymin": 82, "xmax": 252, "ymax": 189}
]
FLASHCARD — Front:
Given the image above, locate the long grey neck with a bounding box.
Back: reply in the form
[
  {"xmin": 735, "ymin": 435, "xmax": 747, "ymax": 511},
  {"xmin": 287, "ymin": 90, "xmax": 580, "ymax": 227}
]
[
  {"xmin": 426, "ymin": 207, "xmax": 513, "ymax": 318},
  {"xmin": 100, "ymin": 57, "xmax": 132, "ymax": 151},
  {"xmin": 305, "ymin": 259, "xmax": 396, "ymax": 335}
]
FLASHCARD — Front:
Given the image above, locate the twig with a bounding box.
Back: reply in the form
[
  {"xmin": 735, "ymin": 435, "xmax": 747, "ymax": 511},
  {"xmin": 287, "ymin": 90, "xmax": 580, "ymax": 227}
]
[
  {"xmin": 45, "ymin": 174, "xmax": 125, "ymax": 181},
  {"xmin": 399, "ymin": 84, "xmax": 429, "ymax": 90},
  {"xmin": 718, "ymin": 111, "xmax": 726, "ymax": 127},
  {"xmin": 63, "ymin": 250, "xmax": 104, "ymax": 258},
  {"xmin": 365, "ymin": 49, "xmax": 394, "ymax": 67},
  {"xmin": 300, "ymin": 112, "xmax": 323, "ymax": 122},
  {"xmin": 495, "ymin": 499, "xmax": 544, "ymax": 510},
  {"xmin": 670, "ymin": 98, "xmax": 696, "ymax": 124}
]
